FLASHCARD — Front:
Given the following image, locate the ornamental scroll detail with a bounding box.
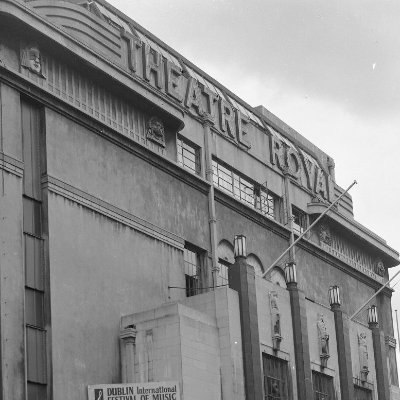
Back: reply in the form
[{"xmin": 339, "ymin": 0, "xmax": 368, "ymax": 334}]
[
  {"xmin": 20, "ymin": 43, "xmax": 45, "ymax": 78},
  {"xmin": 358, "ymin": 332, "xmax": 369, "ymax": 382},
  {"xmin": 317, "ymin": 314, "xmax": 330, "ymax": 368},
  {"xmin": 269, "ymin": 291, "xmax": 282, "ymax": 351},
  {"xmin": 146, "ymin": 116, "xmax": 166, "ymax": 147}
]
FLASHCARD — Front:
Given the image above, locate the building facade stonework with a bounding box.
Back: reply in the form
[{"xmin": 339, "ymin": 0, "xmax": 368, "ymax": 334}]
[{"xmin": 0, "ymin": 1, "xmax": 399, "ymax": 399}]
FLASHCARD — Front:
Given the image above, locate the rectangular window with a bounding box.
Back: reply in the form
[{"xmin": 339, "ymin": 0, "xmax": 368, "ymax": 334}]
[
  {"xmin": 177, "ymin": 136, "xmax": 201, "ymax": 175},
  {"xmin": 212, "ymin": 159, "xmax": 280, "ymax": 221},
  {"xmin": 292, "ymin": 206, "xmax": 306, "ymax": 236},
  {"xmin": 23, "ymin": 198, "xmax": 42, "ymax": 237},
  {"xmin": 22, "ymin": 99, "xmax": 47, "ymax": 399},
  {"xmin": 354, "ymin": 385, "xmax": 373, "ymax": 400},
  {"xmin": 26, "ymin": 327, "xmax": 47, "ymax": 384},
  {"xmin": 184, "ymin": 247, "xmax": 203, "ymax": 297},
  {"xmin": 25, "ymin": 235, "xmax": 44, "ymax": 290},
  {"xmin": 263, "ymin": 354, "xmax": 289, "ymax": 400},
  {"xmin": 312, "ymin": 371, "xmax": 335, "ymax": 400},
  {"xmin": 256, "ymin": 188, "xmax": 276, "ymax": 220}
]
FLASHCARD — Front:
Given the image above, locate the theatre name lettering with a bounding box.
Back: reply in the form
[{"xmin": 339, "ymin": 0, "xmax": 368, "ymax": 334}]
[
  {"xmin": 122, "ymin": 31, "xmax": 334, "ymax": 202},
  {"xmin": 88, "ymin": 382, "xmax": 180, "ymax": 400}
]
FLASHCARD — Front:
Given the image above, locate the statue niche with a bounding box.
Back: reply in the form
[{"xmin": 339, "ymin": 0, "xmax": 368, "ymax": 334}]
[
  {"xmin": 269, "ymin": 291, "xmax": 282, "ymax": 351},
  {"xmin": 317, "ymin": 314, "xmax": 330, "ymax": 367},
  {"xmin": 358, "ymin": 332, "xmax": 369, "ymax": 382},
  {"xmin": 20, "ymin": 43, "xmax": 45, "ymax": 78}
]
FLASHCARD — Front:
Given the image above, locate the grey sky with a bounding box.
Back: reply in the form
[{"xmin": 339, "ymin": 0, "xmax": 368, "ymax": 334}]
[{"xmin": 108, "ymin": 0, "xmax": 400, "ymax": 341}]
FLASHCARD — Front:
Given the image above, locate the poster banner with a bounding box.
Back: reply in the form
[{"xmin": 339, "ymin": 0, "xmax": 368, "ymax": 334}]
[{"xmin": 88, "ymin": 381, "xmax": 180, "ymax": 400}]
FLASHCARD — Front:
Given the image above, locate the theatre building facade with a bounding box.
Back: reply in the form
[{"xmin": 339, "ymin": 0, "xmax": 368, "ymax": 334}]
[{"xmin": 0, "ymin": 1, "xmax": 399, "ymax": 399}]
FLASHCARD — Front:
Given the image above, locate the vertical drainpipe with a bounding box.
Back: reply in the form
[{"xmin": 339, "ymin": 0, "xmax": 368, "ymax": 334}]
[
  {"xmin": 283, "ymin": 171, "xmax": 295, "ymax": 264},
  {"xmin": 203, "ymin": 120, "xmax": 219, "ymax": 289}
]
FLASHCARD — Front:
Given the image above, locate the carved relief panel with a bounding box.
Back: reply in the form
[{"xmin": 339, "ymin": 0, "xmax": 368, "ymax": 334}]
[
  {"xmin": 317, "ymin": 313, "xmax": 330, "ymax": 368},
  {"xmin": 358, "ymin": 332, "xmax": 369, "ymax": 382},
  {"xmin": 146, "ymin": 116, "xmax": 166, "ymax": 147},
  {"xmin": 269, "ymin": 291, "xmax": 282, "ymax": 351},
  {"xmin": 20, "ymin": 43, "xmax": 45, "ymax": 78}
]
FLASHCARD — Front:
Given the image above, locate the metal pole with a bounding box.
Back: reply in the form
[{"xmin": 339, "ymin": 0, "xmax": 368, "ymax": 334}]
[
  {"xmin": 349, "ymin": 268, "xmax": 400, "ymax": 321},
  {"xmin": 262, "ymin": 180, "xmax": 357, "ymax": 279}
]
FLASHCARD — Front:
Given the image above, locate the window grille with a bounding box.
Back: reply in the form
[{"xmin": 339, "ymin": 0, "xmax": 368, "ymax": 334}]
[
  {"xmin": 177, "ymin": 137, "xmax": 201, "ymax": 175},
  {"xmin": 312, "ymin": 371, "xmax": 335, "ymax": 400},
  {"xmin": 212, "ymin": 159, "xmax": 279, "ymax": 220},
  {"xmin": 263, "ymin": 354, "xmax": 289, "ymax": 400},
  {"xmin": 258, "ymin": 189, "xmax": 275, "ymax": 219},
  {"xmin": 217, "ymin": 259, "xmax": 230, "ymax": 287},
  {"xmin": 354, "ymin": 385, "xmax": 373, "ymax": 400},
  {"xmin": 292, "ymin": 206, "xmax": 306, "ymax": 235},
  {"xmin": 184, "ymin": 248, "xmax": 201, "ymax": 297}
]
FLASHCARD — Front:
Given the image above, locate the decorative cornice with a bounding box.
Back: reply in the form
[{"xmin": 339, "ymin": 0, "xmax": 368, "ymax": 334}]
[
  {"xmin": 42, "ymin": 175, "xmax": 185, "ymax": 250},
  {"xmin": 0, "ymin": 0, "xmax": 185, "ymax": 125},
  {"xmin": 0, "ymin": 152, "xmax": 23, "ymax": 177},
  {"xmin": 307, "ymin": 202, "xmax": 399, "ymax": 265}
]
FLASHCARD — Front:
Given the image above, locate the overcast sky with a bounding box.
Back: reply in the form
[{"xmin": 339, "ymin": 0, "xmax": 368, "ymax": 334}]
[{"xmin": 108, "ymin": 0, "xmax": 400, "ymax": 342}]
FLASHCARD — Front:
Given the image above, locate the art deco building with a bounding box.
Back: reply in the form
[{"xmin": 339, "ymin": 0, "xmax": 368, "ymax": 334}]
[{"xmin": 0, "ymin": 1, "xmax": 399, "ymax": 399}]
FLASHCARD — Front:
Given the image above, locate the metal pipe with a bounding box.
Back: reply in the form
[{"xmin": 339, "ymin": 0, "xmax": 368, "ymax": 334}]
[
  {"xmin": 203, "ymin": 122, "xmax": 219, "ymax": 289},
  {"xmin": 262, "ymin": 180, "xmax": 357, "ymax": 279}
]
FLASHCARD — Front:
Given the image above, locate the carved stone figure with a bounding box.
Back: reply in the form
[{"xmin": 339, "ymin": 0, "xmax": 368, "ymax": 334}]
[
  {"xmin": 20, "ymin": 44, "xmax": 45, "ymax": 77},
  {"xmin": 374, "ymin": 260, "xmax": 385, "ymax": 277},
  {"xmin": 317, "ymin": 314, "xmax": 330, "ymax": 367},
  {"xmin": 358, "ymin": 332, "xmax": 369, "ymax": 381},
  {"xmin": 319, "ymin": 224, "xmax": 332, "ymax": 246},
  {"xmin": 146, "ymin": 116, "xmax": 166, "ymax": 147},
  {"xmin": 269, "ymin": 291, "xmax": 282, "ymax": 351}
]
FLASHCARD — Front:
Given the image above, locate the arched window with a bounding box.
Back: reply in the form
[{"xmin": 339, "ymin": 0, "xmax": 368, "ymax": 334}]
[
  {"xmin": 247, "ymin": 253, "xmax": 264, "ymax": 277},
  {"xmin": 217, "ymin": 240, "xmax": 234, "ymax": 287},
  {"xmin": 269, "ymin": 266, "xmax": 287, "ymax": 288}
]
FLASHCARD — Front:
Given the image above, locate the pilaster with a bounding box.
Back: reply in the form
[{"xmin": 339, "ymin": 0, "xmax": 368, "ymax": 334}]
[
  {"xmin": 285, "ymin": 262, "xmax": 314, "ymax": 400},
  {"xmin": 369, "ymin": 306, "xmax": 390, "ymax": 400},
  {"xmin": 329, "ymin": 286, "xmax": 354, "ymax": 400},
  {"xmin": 228, "ymin": 236, "xmax": 263, "ymax": 400}
]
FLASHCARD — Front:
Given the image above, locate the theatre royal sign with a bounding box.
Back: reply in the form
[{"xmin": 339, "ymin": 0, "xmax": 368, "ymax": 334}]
[
  {"xmin": 16, "ymin": 19, "xmax": 334, "ymax": 204},
  {"xmin": 121, "ymin": 30, "xmax": 334, "ymax": 202}
]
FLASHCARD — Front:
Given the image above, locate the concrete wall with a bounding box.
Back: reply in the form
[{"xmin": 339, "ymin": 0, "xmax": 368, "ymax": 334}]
[
  {"xmin": 121, "ymin": 289, "xmax": 244, "ymax": 400},
  {"xmin": 47, "ymin": 192, "xmax": 186, "ymax": 399},
  {"xmin": 45, "ymin": 108, "xmax": 210, "ymax": 251}
]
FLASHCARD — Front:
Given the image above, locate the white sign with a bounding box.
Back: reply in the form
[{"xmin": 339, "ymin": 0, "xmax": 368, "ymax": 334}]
[{"xmin": 88, "ymin": 381, "xmax": 180, "ymax": 400}]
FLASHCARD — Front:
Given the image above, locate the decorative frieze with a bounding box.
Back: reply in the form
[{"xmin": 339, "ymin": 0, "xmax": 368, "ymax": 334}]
[
  {"xmin": 18, "ymin": 46, "xmax": 166, "ymax": 157},
  {"xmin": 319, "ymin": 242, "xmax": 383, "ymax": 283}
]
